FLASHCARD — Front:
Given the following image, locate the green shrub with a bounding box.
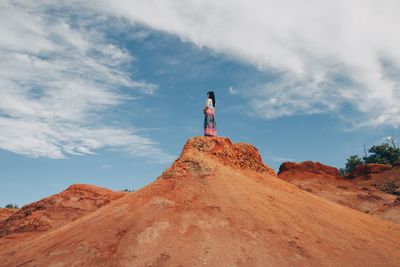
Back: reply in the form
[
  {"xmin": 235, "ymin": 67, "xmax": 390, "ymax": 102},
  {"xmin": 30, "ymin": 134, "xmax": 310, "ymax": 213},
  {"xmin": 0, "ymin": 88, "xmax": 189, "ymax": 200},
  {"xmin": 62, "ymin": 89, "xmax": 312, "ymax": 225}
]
[
  {"xmin": 364, "ymin": 143, "xmax": 400, "ymax": 165},
  {"xmin": 341, "ymin": 155, "xmax": 363, "ymax": 177},
  {"xmin": 341, "ymin": 137, "xmax": 400, "ymax": 176},
  {"xmin": 120, "ymin": 189, "xmax": 134, "ymax": 192},
  {"xmin": 5, "ymin": 203, "xmax": 18, "ymax": 209}
]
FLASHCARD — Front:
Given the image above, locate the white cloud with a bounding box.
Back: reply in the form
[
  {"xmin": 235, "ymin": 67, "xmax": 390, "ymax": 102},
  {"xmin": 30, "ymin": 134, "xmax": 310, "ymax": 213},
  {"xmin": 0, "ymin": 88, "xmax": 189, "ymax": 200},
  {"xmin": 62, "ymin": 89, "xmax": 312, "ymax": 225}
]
[
  {"xmin": 228, "ymin": 86, "xmax": 237, "ymax": 95},
  {"xmin": 93, "ymin": 0, "xmax": 400, "ymax": 128},
  {"xmin": 267, "ymin": 155, "xmax": 295, "ymax": 164},
  {"xmin": 3, "ymin": 0, "xmax": 400, "ymax": 162},
  {"xmin": 100, "ymin": 164, "xmax": 111, "ymax": 169},
  {"xmin": 0, "ymin": 1, "xmax": 172, "ymax": 162}
]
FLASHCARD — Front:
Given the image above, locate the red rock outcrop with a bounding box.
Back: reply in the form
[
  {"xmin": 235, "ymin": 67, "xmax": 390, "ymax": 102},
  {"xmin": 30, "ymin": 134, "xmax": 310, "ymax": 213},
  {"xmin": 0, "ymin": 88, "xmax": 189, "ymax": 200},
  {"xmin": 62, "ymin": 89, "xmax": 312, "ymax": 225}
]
[
  {"xmin": 351, "ymin": 164, "xmax": 400, "ymax": 199},
  {"xmin": 1, "ymin": 137, "xmax": 400, "ymax": 266},
  {"xmin": 0, "ymin": 184, "xmax": 127, "ymax": 237},
  {"xmin": 278, "ymin": 161, "xmax": 340, "ymax": 177},
  {"xmin": 277, "ymin": 161, "xmax": 400, "ymax": 223},
  {"xmin": 161, "ymin": 136, "xmax": 276, "ymax": 179},
  {"xmin": 350, "ymin": 163, "xmax": 392, "ymax": 178},
  {"xmin": 0, "ymin": 208, "xmax": 17, "ymax": 224}
]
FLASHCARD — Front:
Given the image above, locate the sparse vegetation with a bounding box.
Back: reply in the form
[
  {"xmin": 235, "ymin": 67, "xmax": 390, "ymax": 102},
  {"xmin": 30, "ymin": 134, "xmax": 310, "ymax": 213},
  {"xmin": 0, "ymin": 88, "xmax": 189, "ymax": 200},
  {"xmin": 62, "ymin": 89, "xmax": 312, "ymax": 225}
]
[
  {"xmin": 4, "ymin": 203, "xmax": 19, "ymax": 209},
  {"xmin": 340, "ymin": 155, "xmax": 363, "ymax": 177},
  {"xmin": 120, "ymin": 189, "xmax": 134, "ymax": 192},
  {"xmin": 341, "ymin": 136, "xmax": 400, "ymax": 177},
  {"xmin": 364, "ymin": 143, "xmax": 400, "ymax": 165},
  {"xmin": 376, "ymin": 182, "xmax": 400, "ymax": 196}
]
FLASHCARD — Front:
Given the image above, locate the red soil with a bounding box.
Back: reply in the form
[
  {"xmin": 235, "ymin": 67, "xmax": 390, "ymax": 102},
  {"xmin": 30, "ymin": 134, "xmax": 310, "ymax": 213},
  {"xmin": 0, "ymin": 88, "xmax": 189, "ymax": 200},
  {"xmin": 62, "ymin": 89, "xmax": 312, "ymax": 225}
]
[
  {"xmin": 279, "ymin": 161, "xmax": 340, "ymax": 178},
  {"xmin": 0, "ymin": 184, "xmax": 127, "ymax": 238},
  {"xmin": 352, "ymin": 164, "xmax": 400, "ymax": 202},
  {"xmin": 278, "ymin": 161, "xmax": 400, "ymax": 223},
  {"xmin": 350, "ymin": 163, "xmax": 392, "ymax": 178},
  {"xmin": 1, "ymin": 137, "xmax": 400, "ymax": 266},
  {"xmin": 352, "ymin": 164, "xmax": 400, "ymax": 185},
  {"xmin": 0, "ymin": 208, "xmax": 17, "ymax": 224}
]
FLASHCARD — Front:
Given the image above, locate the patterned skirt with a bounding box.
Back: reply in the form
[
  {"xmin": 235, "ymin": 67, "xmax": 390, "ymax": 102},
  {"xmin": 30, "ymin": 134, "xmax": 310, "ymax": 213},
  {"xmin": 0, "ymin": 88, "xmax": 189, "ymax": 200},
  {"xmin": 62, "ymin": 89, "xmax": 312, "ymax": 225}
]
[{"xmin": 204, "ymin": 107, "xmax": 217, "ymax": 136}]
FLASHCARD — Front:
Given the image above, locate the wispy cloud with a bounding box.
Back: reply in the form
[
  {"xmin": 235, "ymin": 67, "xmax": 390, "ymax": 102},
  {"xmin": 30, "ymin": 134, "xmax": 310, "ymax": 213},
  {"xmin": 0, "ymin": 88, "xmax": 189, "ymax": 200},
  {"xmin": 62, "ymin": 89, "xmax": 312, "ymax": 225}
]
[
  {"xmin": 266, "ymin": 155, "xmax": 295, "ymax": 164},
  {"xmin": 100, "ymin": 164, "xmax": 112, "ymax": 169},
  {"xmin": 0, "ymin": 1, "xmax": 172, "ymax": 162},
  {"xmin": 93, "ymin": 0, "xmax": 400, "ymax": 128},
  {"xmin": 228, "ymin": 86, "xmax": 237, "ymax": 95}
]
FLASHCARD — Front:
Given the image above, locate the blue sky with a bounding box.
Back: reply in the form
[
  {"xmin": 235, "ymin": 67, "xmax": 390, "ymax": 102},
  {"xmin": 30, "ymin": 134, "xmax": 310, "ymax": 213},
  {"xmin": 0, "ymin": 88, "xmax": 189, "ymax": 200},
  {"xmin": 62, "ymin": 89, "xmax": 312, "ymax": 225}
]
[{"xmin": 1, "ymin": 0, "xmax": 400, "ymax": 207}]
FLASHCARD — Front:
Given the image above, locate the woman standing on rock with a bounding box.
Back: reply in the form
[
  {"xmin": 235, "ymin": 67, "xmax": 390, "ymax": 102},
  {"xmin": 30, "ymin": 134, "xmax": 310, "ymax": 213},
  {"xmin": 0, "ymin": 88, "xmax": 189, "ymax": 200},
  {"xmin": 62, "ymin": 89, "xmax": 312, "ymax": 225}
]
[{"xmin": 204, "ymin": 91, "xmax": 217, "ymax": 136}]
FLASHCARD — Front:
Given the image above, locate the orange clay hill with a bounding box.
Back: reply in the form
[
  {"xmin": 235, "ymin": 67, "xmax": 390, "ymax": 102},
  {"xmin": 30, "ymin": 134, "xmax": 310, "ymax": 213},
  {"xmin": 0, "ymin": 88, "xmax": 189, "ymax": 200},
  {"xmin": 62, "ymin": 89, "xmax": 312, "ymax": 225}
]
[
  {"xmin": 0, "ymin": 184, "xmax": 127, "ymax": 242},
  {"xmin": 0, "ymin": 208, "xmax": 17, "ymax": 224},
  {"xmin": 278, "ymin": 161, "xmax": 400, "ymax": 223},
  {"xmin": 351, "ymin": 163, "xmax": 400, "ymax": 192},
  {"xmin": 1, "ymin": 136, "xmax": 400, "ymax": 266}
]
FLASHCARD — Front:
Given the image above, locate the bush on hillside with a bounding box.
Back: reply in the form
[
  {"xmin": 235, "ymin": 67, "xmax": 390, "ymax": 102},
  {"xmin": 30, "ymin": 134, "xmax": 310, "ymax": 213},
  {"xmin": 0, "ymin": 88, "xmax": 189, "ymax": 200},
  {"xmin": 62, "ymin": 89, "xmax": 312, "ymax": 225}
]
[
  {"xmin": 341, "ymin": 137, "xmax": 400, "ymax": 177},
  {"xmin": 120, "ymin": 189, "xmax": 134, "ymax": 192},
  {"xmin": 5, "ymin": 204, "xmax": 19, "ymax": 209},
  {"xmin": 364, "ymin": 143, "xmax": 400, "ymax": 165},
  {"xmin": 340, "ymin": 155, "xmax": 363, "ymax": 177}
]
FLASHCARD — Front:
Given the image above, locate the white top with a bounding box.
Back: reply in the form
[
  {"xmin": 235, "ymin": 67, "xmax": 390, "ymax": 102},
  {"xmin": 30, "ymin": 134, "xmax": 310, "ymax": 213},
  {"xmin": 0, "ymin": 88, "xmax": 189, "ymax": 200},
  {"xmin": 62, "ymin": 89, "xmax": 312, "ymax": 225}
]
[{"xmin": 205, "ymin": 98, "xmax": 215, "ymax": 109}]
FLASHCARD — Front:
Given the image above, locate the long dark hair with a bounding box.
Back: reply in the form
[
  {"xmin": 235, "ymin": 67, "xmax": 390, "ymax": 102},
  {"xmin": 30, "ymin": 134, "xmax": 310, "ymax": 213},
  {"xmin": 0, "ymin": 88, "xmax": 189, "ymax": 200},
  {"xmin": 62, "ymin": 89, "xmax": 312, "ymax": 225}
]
[{"xmin": 207, "ymin": 91, "xmax": 216, "ymax": 108}]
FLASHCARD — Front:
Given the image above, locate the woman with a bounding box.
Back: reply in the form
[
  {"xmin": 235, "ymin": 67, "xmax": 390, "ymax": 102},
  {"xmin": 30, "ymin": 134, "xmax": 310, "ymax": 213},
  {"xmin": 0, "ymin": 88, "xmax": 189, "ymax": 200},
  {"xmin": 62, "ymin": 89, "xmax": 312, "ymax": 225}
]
[{"xmin": 204, "ymin": 91, "xmax": 217, "ymax": 136}]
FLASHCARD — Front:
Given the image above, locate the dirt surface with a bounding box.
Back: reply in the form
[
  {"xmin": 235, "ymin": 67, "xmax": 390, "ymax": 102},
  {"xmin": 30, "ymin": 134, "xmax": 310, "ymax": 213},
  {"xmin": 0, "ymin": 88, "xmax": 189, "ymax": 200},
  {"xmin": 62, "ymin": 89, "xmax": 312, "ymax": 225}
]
[
  {"xmin": 350, "ymin": 163, "xmax": 392, "ymax": 178},
  {"xmin": 352, "ymin": 164, "xmax": 400, "ymax": 190},
  {"xmin": 278, "ymin": 161, "xmax": 400, "ymax": 223},
  {"xmin": 0, "ymin": 184, "xmax": 127, "ymax": 238},
  {"xmin": 0, "ymin": 208, "xmax": 17, "ymax": 224},
  {"xmin": 279, "ymin": 161, "xmax": 340, "ymax": 177},
  {"xmin": 1, "ymin": 137, "xmax": 400, "ymax": 266}
]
